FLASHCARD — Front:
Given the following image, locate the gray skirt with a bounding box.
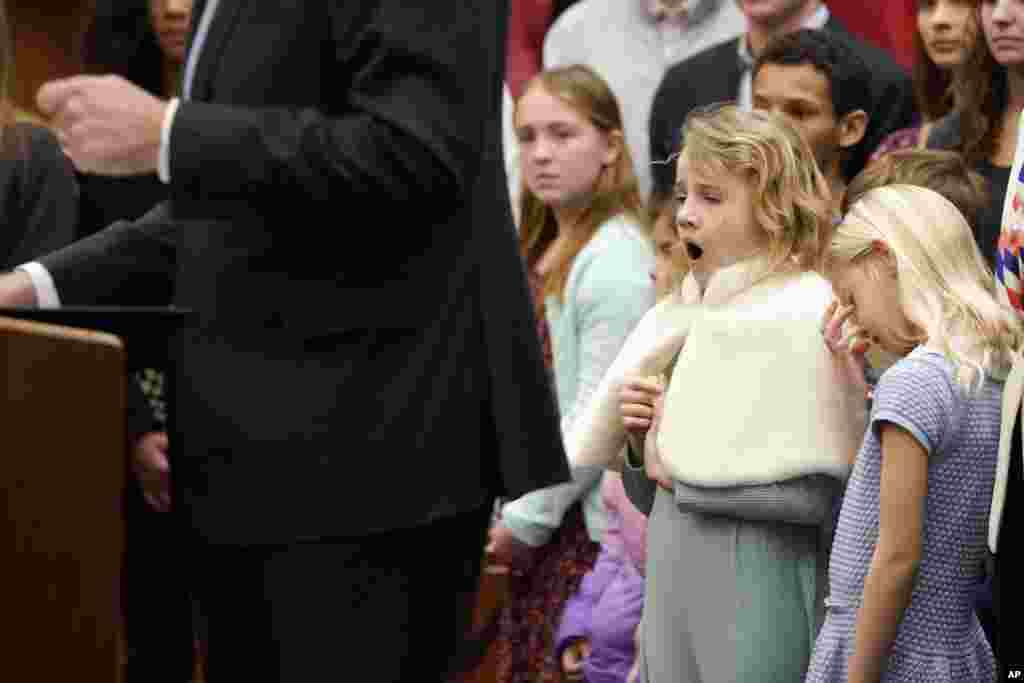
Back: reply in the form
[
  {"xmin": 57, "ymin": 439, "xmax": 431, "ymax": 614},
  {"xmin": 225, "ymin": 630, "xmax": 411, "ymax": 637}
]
[{"xmin": 635, "ymin": 483, "xmax": 829, "ymax": 683}]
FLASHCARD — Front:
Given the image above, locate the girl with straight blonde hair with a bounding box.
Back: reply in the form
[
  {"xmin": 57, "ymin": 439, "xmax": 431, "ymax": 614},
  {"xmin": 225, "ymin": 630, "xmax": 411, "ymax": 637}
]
[
  {"xmin": 566, "ymin": 104, "xmax": 868, "ymax": 682},
  {"xmin": 487, "ymin": 63, "xmax": 655, "ymax": 682},
  {"xmin": 807, "ymin": 184, "xmax": 1021, "ymax": 683}
]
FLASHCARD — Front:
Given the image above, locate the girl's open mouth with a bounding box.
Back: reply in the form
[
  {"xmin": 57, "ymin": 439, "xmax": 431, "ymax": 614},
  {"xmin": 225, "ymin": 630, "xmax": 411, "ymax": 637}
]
[{"xmin": 685, "ymin": 241, "xmax": 704, "ymax": 260}]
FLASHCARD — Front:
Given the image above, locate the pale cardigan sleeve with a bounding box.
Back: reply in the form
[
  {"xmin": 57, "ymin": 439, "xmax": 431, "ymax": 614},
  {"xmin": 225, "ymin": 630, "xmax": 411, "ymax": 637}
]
[{"xmin": 501, "ymin": 226, "xmax": 655, "ymax": 547}]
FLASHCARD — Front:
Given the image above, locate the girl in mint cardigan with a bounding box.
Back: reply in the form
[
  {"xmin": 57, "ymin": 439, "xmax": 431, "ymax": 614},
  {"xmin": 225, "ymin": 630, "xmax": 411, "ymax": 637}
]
[{"xmin": 486, "ymin": 64, "xmax": 654, "ymax": 682}]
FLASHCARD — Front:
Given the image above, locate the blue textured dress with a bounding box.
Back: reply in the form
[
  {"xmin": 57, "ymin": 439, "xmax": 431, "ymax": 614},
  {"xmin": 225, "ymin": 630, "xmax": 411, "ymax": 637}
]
[{"xmin": 806, "ymin": 347, "xmax": 999, "ymax": 682}]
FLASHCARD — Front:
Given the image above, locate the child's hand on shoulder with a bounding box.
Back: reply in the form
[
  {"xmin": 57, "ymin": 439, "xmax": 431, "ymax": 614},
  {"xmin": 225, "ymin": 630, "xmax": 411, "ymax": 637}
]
[{"xmin": 619, "ymin": 375, "xmax": 666, "ymax": 442}]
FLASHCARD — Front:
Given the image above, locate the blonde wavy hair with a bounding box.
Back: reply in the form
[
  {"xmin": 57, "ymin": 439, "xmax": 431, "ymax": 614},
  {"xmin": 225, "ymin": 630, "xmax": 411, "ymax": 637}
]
[
  {"xmin": 827, "ymin": 184, "xmax": 1023, "ymax": 393},
  {"xmin": 677, "ymin": 104, "xmax": 833, "ymax": 277}
]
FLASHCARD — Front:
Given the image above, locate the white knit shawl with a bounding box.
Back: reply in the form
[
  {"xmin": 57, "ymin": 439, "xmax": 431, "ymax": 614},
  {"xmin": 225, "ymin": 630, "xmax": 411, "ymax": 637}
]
[{"xmin": 567, "ymin": 258, "xmax": 865, "ymax": 486}]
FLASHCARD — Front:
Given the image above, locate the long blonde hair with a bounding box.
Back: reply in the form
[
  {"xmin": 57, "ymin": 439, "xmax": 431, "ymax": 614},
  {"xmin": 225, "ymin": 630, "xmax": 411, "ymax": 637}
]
[
  {"xmin": 516, "ymin": 65, "xmax": 644, "ymax": 300},
  {"xmin": 828, "ymin": 184, "xmax": 1023, "ymax": 392},
  {"xmin": 678, "ymin": 105, "xmax": 833, "ymax": 278}
]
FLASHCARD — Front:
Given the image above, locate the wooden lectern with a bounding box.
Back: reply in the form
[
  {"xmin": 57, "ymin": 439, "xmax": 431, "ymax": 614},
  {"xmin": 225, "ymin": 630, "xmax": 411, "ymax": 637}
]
[
  {"xmin": 1, "ymin": 306, "xmax": 193, "ymax": 681},
  {"xmin": 0, "ymin": 315, "xmax": 126, "ymax": 681}
]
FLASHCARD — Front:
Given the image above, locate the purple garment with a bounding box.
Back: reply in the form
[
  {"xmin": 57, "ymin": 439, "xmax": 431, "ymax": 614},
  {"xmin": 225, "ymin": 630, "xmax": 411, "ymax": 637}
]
[
  {"xmin": 605, "ymin": 473, "xmax": 647, "ymax": 576},
  {"xmin": 807, "ymin": 348, "xmax": 999, "ymax": 682},
  {"xmin": 869, "ymin": 124, "xmax": 924, "ymax": 162},
  {"xmin": 555, "ymin": 474, "xmax": 646, "ymax": 683}
]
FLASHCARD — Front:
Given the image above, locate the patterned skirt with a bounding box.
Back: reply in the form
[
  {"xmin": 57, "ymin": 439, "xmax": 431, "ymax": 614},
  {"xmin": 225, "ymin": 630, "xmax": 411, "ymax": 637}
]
[{"xmin": 491, "ymin": 503, "xmax": 600, "ymax": 683}]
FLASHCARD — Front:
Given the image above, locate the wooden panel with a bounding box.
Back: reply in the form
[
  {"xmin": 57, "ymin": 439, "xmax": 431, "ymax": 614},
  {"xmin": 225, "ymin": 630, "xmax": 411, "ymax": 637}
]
[
  {"xmin": 0, "ymin": 315, "xmax": 125, "ymax": 681},
  {"xmin": 7, "ymin": 0, "xmax": 95, "ymax": 115}
]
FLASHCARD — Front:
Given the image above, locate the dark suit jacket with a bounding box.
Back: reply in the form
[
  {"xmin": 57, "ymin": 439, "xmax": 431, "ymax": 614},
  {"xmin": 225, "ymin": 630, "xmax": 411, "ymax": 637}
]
[
  {"xmin": 75, "ymin": 172, "xmax": 166, "ymax": 240},
  {"xmin": 648, "ymin": 17, "xmax": 915, "ymax": 199},
  {"xmin": 993, "ymin": 397, "xmax": 1021, "ymax": 672},
  {"xmin": 40, "ymin": 0, "xmax": 569, "ymax": 545},
  {"xmin": 0, "ymin": 124, "xmax": 78, "ymax": 269}
]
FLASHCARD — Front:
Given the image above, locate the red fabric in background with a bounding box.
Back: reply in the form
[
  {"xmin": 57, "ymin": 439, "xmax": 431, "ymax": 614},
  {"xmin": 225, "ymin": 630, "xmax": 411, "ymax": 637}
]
[
  {"xmin": 504, "ymin": 0, "xmax": 920, "ymax": 95},
  {"xmin": 827, "ymin": 0, "xmax": 917, "ymax": 72},
  {"xmin": 507, "ymin": 0, "xmax": 554, "ymax": 99}
]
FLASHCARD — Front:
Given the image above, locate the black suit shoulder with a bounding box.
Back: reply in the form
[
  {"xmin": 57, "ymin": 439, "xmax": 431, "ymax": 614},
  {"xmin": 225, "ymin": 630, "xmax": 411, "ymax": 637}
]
[{"xmin": 663, "ymin": 36, "xmax": 742, "ymax": 84}]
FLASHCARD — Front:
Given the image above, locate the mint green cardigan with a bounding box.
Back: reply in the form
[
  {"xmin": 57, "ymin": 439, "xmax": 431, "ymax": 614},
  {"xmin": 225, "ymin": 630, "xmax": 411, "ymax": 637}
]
[{"xmin": 502, "ymin": 215, "xmax": 655, "ymax": 546}]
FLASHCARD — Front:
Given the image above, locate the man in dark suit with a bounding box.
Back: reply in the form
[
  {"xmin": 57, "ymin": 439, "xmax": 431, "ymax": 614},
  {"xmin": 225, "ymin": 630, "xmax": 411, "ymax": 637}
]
[
  {"xmin": 648, "ymin": 0, "xmax": 915, "ymax": 201},
  {"xmin": 0, "ymin": 1, "xmax": 570, "ymax": 680}
]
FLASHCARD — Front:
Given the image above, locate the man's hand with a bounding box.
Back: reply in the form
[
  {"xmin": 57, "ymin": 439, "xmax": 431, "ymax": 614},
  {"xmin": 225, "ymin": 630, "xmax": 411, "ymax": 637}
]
[
  {"xmin": 133, "ymin": 431, "xmax": 171, "ymax": 512},
  {"xmin": 0, "ymin": 271, "xmax": 38, "ymax": 306},
  {"xmin": 485, "ymin": 522, "xmax": 534, "ymax": 569},
  {"xmin": 37, "ymin": 75, "xmax": 168, "ymax": 176},
  {"xmin": 561, "ymin": 638, "xmax": 591, "ymax": 681}
]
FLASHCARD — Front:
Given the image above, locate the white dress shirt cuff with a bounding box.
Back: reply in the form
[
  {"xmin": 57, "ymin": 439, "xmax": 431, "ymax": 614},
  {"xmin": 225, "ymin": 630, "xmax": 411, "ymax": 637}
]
[
  {"xmin": 18, "ymin": 262, "xmax": 61, "ymax": 308},
  {"xmin": 158, "ymin": 98, "xmax": 181, "ymax": 184}
]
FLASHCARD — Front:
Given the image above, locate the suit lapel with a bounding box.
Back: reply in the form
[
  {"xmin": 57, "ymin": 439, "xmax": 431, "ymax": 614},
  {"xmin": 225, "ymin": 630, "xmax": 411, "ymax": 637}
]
[
  {"xmin": 189, "ymin": 0, "xmax": 246, "ymax": 102},
  {"xmin": 178, "ymin": 0, "xmax": 208, "ymax": 95},
  {"xmin": 190, "ymin": 0, "xmax": 208, "ymax": 37}
]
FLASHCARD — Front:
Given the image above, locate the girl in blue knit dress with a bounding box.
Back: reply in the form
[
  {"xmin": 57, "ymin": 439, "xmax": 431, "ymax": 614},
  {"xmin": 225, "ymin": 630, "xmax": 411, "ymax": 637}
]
[{"xmin": 807, "ymin": 184, "xmax": 1023, "ymax": 682}]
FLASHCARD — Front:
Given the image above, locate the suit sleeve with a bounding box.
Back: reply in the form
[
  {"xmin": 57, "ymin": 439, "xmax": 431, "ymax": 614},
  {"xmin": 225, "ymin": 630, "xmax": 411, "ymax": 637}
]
[
  {"xmin": 37, "ymin": 202, "xmax": 177, "ymax": 306},
  {"xmin": 167, "ymin": 1, "xmax": 481, "ymax": 216},
  {"xmin": 2, "ymin": 126, "xmax": 78, "ymax": 269}
]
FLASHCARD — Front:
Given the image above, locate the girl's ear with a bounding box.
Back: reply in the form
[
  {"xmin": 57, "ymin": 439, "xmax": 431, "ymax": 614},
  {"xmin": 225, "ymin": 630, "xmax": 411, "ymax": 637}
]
[
  {"xmin": 869, "ymin": 240, "xmax": 899, "ymax": 274},
  {"xmin": 837, "ymin": 109, "xmax": 868, "ymax": 151},
  {"xmin": 604, "ymin": 130, "xmax": 623, "ymax": 167}
]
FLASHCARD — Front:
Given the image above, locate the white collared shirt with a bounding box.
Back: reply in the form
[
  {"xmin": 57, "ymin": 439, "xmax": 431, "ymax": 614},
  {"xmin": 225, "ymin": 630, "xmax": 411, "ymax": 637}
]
[{"xmin": 158, "ymin": 0, "xmax": 221, "ymax": 182}]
